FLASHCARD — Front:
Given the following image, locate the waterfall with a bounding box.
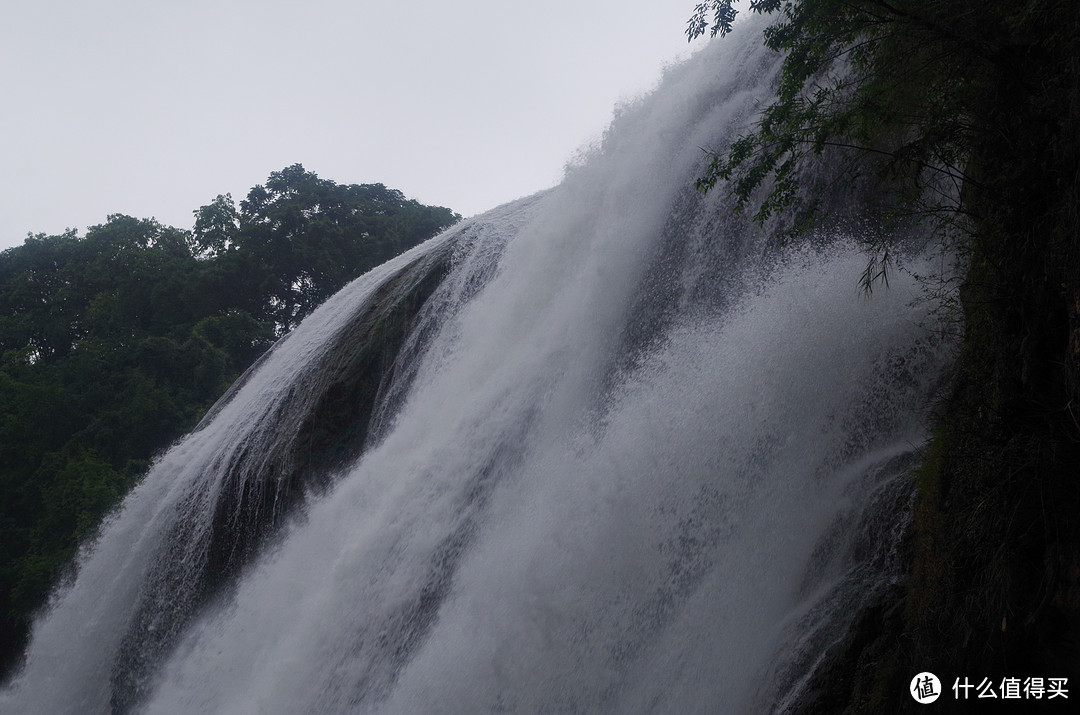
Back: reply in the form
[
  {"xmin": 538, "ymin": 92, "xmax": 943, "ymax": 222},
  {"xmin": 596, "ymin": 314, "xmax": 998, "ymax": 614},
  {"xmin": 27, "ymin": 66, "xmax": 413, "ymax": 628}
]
[{"xmin": 2, "ymin": 19, "xmax": 954, "ymax": 714}]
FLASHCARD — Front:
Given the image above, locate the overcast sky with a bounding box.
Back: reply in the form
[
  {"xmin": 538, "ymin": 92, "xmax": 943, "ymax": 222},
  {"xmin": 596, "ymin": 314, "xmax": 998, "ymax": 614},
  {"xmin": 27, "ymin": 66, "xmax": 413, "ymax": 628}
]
[{"xmin": 0, "ymin": 0, "xmax": 708, "ymax": 250}]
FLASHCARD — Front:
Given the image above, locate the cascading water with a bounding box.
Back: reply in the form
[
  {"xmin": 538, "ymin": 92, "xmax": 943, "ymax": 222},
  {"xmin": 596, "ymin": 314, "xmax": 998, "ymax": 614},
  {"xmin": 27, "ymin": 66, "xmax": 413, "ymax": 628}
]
[{"xmin": 2, "ymin": 19, "xmax": 955, "ymax": 714}]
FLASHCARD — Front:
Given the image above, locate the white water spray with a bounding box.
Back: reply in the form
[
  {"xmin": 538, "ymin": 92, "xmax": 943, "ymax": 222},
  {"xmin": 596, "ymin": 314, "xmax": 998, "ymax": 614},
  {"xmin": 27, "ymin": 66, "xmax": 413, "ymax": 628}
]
[{"xmin": 2, "ymin": 20, "xmax": 953, "ymax": 714}]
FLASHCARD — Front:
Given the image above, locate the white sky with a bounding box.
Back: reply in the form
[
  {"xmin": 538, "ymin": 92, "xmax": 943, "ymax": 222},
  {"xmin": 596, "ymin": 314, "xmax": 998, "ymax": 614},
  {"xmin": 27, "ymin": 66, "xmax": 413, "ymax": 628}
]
[{"xmin": 0, "ymin": 0, "xmax": 707, "ymax": 250}]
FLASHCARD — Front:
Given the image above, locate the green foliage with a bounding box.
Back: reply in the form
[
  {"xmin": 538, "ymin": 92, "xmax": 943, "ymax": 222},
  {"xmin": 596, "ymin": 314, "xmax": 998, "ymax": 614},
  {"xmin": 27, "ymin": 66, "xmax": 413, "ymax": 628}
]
[
  {"xmin": 192, "ymin": 193, "xmax": 240, "ymax": 258},
  {"xmin": 234, "ymin": 164, "xmax": 459, "ymax": 332},
  {"xmin": 687, "ymin": 0, "xmax": 1000, "ymax": 233},
  {"xmin": 0, "ymin": 166, "xmax": 459, "ymax": 673}
]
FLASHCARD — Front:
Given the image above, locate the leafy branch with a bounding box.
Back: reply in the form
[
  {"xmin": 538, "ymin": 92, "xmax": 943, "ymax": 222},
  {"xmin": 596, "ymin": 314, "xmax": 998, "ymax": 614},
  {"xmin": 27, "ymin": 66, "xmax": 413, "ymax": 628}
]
[{"xmin": 686, "ymin": 0, "xmax": 998, "ymax": 229}]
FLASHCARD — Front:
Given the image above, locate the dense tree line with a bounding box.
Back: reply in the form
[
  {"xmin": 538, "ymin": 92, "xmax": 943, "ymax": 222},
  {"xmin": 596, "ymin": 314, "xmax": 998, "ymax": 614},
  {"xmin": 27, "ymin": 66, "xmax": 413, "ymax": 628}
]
[
  {"xmin": 690, "ymin": 1, "xmax": 1080, "ymax": 709},
  {"xmin": 0, "ymin": 164, "xmax": 458, "ymax": 674}
]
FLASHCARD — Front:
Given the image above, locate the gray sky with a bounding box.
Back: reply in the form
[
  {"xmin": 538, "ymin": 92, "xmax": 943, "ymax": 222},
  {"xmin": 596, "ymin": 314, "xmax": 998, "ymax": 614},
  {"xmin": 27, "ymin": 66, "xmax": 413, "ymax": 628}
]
[{"xmin": 1, "ymin": 0, "xmax": 705, "ymax": 250}]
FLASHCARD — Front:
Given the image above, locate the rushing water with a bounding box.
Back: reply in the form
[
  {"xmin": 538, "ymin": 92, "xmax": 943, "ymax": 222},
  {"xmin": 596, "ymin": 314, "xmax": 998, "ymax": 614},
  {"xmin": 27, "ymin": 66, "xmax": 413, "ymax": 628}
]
[{"xmin": 2, "ymin": 19, "xmax": 954, "ymax": 714}]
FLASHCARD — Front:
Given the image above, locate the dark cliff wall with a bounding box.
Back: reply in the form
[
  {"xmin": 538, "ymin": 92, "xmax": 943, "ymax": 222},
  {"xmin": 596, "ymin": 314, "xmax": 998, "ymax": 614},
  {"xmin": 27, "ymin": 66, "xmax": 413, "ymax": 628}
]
[{"xmin": 793, "ymin": 4, "xmax": 1080, "ymax": 712}]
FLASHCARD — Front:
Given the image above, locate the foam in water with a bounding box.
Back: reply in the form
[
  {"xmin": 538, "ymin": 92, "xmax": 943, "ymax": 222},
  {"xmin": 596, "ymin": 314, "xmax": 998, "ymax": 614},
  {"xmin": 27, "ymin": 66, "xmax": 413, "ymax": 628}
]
[{"xmin": 2, "ymin": 18, "xmax": 954, "ymax": 714}]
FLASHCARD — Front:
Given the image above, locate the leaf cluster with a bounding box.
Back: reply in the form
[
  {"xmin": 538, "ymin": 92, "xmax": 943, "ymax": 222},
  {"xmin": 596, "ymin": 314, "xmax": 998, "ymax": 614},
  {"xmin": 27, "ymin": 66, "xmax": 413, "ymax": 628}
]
[{"xmin": 687, "ymin": 0, "xmax": 1000, "ymax": 242}]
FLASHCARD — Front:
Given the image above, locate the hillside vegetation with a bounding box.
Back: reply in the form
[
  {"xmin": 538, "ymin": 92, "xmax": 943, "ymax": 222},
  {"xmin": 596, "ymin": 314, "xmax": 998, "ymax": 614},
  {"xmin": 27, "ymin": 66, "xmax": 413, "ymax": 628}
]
[{"xmin": 0, "ymin": 164, "xmax": 458, "ymax": 676}]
